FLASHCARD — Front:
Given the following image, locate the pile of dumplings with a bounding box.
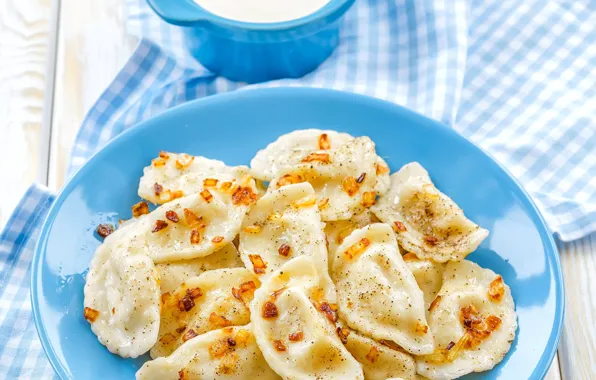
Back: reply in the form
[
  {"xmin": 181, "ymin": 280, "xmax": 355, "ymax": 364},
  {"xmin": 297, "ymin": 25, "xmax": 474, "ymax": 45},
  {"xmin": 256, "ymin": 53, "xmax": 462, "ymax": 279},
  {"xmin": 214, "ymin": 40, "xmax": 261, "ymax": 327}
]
[{"xmin": 83, "ymin": 129, "xmax": 517, "ymax": 380}]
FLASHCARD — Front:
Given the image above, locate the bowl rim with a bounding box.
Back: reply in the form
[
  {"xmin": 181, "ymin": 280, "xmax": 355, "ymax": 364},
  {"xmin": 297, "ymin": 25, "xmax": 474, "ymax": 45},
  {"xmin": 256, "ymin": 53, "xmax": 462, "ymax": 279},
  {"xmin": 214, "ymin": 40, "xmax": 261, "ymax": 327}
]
[
  {"xmin": 31, "ymin": 87, "xmax": 565, "ymax": 380},
  {"xmin": 146, "ymin": 0, "xmax": 355, "ymax": 32}
]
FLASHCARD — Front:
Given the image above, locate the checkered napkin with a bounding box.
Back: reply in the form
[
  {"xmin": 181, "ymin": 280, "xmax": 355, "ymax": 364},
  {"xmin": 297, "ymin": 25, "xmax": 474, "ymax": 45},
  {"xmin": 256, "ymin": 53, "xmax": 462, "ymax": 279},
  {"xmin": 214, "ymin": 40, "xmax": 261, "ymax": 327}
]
[
  {"xmin": 0, "ymin": 186, "xmax": 57, "ymax": 378},
  {"xmin": 2, "ymin": 0, "xmax": 595, "ymax": 378}
]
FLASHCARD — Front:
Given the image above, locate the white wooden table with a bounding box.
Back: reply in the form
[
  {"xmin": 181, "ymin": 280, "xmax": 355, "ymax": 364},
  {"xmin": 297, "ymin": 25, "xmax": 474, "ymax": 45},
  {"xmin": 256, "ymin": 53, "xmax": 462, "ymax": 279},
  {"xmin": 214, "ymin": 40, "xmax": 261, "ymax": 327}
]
[{"xmin": 1, "ymin": 0, "xmax": 594, "ymax": 379}]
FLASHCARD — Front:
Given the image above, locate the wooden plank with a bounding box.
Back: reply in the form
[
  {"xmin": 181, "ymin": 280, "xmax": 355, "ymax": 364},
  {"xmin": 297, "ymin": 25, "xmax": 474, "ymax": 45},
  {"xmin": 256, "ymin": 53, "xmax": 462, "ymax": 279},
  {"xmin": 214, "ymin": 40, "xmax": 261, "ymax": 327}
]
[
  {"xmin": 557, "ymin": 233, "xmax": 596, "ymax": 379},
  {"xmin": 0, "ymin": 0, "xmax": 52, "ymax": 227},
  {"xmin": 48, "ymin": 0, "xmax": 137, "ymax": 190},
  {"xmin": 544, "ymin": 355, "xmax": 562, "ymax": 380},
  {"xmin": 37, "ymin": 0, "xmax": 60, "ymax": 186}
]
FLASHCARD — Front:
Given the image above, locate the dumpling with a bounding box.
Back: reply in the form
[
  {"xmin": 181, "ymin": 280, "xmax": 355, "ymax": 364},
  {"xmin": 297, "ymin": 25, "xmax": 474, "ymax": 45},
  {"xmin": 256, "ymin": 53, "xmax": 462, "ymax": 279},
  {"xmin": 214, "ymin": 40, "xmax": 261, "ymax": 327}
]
[
  {"xmin": 250, "ymin": 129, "xmax": 354, "ymax": 181},
  {"xmin": 332, "ymin": 223, "xmax": 434, "ymax": 355},
  {"xmin": 403, "ymin": 253, "xmax": 446, "ymax": 312},
  {"xmin": 83, "ymin": 224, "xmax": 160, "ymax": 358},
  {"xmin": 151, "ymin": 268, "xmax": 259, "ymax": 358},
  {"xmin": 371, "ymin": 162, "xmax": 488, "ymax": 262},
  {"xmin": 139, "ymin": 182, "xmax": 257, "ymax": 263},
  {"xmin": 324, "ymin": 210, "xmax": 376, "ymax": 270},
  {"xmin": 374, "ymin": 156, "xmax": 392, "ymax": 194},
  {"xmin": 157, "ymin": 243, "xmax": 243, "ymax": 294},
  {"xmin": 250, "ymin": 256, "xmax": 364, "ymax": 379},
  {"xmin": 340, "ymin": 324, "xmax": 417, "ymax": 380},
  {"xmin": 416, "ymin": 260, "xmax": 517, "ymax": 379},
  {"xmin": 239, "ymin": 182, "xmax": 335, "ymax": 301},
  {"xmin": 250, "ymin": 129, "xmax": 391, "ymax": 193},
  {"xmin": 138, "ymin": 151, "xmax": 251, "ymax": 204},
  {"xmin": 269, "ymin": 137, "xmax": 389, "ymax": 221},
  {"xmin": 137, "ymin": 325, "xmax": 280, "ymax": 380}
]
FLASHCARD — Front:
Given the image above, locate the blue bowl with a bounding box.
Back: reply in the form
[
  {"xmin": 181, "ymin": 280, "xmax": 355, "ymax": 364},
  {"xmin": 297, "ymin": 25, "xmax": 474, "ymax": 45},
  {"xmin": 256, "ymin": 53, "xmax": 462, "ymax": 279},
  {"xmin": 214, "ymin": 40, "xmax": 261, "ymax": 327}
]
[
  {"xmin": 146, "ymin": 0, "xmax": 354, "ymax": 83},
  {"xmin": 32, "ymin": 88, "xmax": 564, "ymax": 379}
]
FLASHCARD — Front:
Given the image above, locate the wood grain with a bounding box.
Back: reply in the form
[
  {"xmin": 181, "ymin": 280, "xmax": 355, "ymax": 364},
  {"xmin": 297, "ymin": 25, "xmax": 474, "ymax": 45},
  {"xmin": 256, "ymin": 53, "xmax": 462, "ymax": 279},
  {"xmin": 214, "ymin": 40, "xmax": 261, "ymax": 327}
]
[
  {"xmin": 0, "ymin": 0, "xmax": 51, "ymax": 227},
  {"xmin": 545, "ymin": 355, "xmax": 562, "ymax": 380},
  {"xmin": 558, "ymin": 233, "xmax": 596, "ymax": 380},
  {"xmin": 48, "ymin": 0, "xmax": 137, "ymax": 190}
]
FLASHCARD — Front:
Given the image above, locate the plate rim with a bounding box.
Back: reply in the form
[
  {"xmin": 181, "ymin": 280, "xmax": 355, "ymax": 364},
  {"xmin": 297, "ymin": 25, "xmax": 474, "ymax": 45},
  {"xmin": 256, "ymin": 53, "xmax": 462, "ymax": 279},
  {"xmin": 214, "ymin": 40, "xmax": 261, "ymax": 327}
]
[{"xmin": 31, "ymin": 86, "xmax": 565, "ymax": 379}]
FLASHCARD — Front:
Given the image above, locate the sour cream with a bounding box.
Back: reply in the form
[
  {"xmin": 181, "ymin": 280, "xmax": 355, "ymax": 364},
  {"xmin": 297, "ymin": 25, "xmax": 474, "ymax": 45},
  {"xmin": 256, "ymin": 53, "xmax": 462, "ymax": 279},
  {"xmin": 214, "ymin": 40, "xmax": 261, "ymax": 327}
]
[{"xmin": 193, "ymin": 0, "xmax": 331, "ymax": 23}]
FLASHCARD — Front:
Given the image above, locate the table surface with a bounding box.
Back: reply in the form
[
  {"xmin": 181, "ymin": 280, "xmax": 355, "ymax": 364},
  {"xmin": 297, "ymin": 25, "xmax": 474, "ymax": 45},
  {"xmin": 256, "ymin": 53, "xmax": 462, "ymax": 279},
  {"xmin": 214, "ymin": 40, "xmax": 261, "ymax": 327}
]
[{"xmin": 1, "ymin": 0, "xmax": 594, "ymax": 379}]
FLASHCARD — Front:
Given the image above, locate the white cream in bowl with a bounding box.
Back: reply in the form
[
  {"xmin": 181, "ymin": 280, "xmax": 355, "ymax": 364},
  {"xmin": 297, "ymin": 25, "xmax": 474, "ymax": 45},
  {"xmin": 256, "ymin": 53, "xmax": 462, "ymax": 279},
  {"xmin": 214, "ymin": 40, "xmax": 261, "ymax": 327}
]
[{"xmin": 193, "ymin": 0, "xmax": 331, "ymax": 23}]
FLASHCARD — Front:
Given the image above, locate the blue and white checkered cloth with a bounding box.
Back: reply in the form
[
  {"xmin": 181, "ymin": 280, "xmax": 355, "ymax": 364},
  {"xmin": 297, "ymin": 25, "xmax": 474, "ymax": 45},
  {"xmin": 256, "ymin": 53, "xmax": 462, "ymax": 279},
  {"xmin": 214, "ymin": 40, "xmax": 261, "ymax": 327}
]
[
  {"xmin": 2, "ymin": 0, "xmax": 596, "ymax": 377},
  {"xmin": 0, "ymin": 185, "xmax": 56, "ymax": 378}
]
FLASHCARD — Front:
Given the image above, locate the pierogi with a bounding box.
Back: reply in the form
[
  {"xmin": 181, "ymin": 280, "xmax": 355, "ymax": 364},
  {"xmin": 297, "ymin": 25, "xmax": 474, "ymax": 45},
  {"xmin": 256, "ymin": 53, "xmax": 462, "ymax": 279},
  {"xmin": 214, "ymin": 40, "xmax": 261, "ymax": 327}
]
[
  {"xmin": 83, "ymin": 223, "xmax": 160, "ymax": 358},
  {"xmin": 332, "ymin": 223, "xmax": 434, "ymax": 355},
  {"xmin": 156, "ymin": 243, "xmax": 243, "ymax": 294},
  {"xmin": 250, "ymin": 257, "xmax": 364, "ymax": 379},
  {"xmin": 83, "ymin": 130, "xmax": 515, "ymax": 380},
  {"xmin": 139, "ymin": 151, "xmax": 252, "ymax": 205},
  {"xmin": 268, "ymin": 137, "xmax": 389, "ymax": 221},
  {"xmin": 150, "ymin": 268, "xmax": 259, "ymax": 358},
  {"xmin": 239, "ymin": 182, "xmax": 335, "ymax": 301},
  {"xmin": 416, "ymin": 260, "xmax": 517, "ymax": 379},
  {"xmin": 137, "ymin": 325, "xmax": 279, "ymax": 379},
  {"xmin": 372, "ymin": 162, "xmax": 488, "ymax": 262}
]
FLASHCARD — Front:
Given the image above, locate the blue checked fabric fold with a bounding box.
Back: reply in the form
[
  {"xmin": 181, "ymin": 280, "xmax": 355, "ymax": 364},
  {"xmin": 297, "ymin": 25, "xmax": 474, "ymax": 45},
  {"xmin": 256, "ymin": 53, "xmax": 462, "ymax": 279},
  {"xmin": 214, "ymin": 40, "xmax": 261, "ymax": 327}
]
[
  {"xmin": 1, "ymin": 0, "xmax": 595, "ymax": 378},
  {"xmin": 0, "ymin": 185, "xmax": 56, "ymax": 378}
]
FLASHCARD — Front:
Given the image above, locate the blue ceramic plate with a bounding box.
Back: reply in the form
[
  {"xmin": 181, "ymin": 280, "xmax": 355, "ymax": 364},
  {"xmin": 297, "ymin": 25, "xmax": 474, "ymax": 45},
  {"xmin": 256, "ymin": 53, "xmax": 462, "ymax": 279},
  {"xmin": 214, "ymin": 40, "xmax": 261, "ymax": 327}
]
[{"xmin": 32, "ymin": 88, "xmax": 564, "ymax": 379}]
